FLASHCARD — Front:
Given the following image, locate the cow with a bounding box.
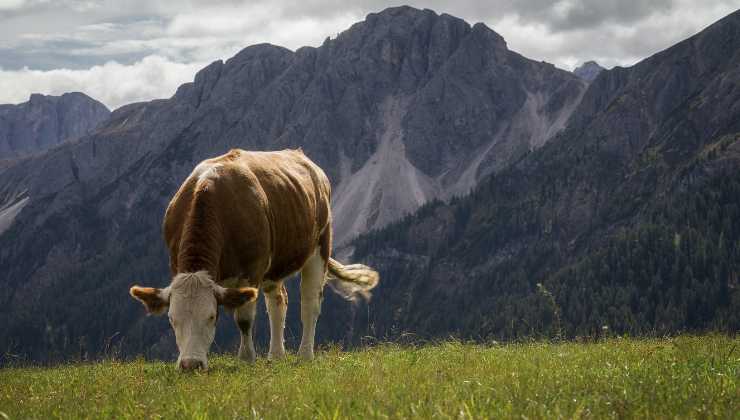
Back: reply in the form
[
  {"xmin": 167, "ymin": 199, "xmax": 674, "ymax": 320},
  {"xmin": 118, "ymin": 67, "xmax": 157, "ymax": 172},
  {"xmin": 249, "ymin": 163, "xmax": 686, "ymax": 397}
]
[{"xmin": 129, "ymin": 149, "xmax": 378, "ymax": 370}]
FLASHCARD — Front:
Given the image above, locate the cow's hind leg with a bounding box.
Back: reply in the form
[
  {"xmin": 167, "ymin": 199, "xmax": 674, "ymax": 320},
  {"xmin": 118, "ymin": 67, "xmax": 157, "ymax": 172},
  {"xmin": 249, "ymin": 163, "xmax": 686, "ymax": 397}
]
[
  {"xmin": 234, "ymin": 298, "xmax": 258, "ymax": 363},
  {"xmin": 298, "ymin": 249, "xmax": 327, "ymax": 360},
  {"xmin": 263, "ymin": 280, "xmax": 287, "ymax": 360}
]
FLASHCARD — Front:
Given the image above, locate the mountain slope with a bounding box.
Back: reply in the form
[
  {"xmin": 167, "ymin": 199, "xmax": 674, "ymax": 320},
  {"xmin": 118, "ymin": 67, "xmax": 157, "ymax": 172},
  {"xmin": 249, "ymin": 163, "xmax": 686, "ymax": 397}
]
[
  {"xmin": 0, "ymin": 6, "xmax": 585, "ymax": 361},
  {"xmin": 351, "ymin": 9, "xmax": 740, "ymax": 339},
  {"xmin": 0, "ymin": 93, "xmax": 110, "ymax": 160}
]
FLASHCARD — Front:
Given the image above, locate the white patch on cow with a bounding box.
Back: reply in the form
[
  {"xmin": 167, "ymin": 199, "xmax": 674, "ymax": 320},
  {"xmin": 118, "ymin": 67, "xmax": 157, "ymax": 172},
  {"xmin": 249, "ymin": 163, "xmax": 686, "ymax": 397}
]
[
  {"xmin": 263, "ymin": 280, "xmax": 287, "ymax": 360},
  {"xmin": 0, "ymin": 196, "xmax": 29, "ymax": 236},
  {"xmin": 181, "ymin": 161, "xmax": 222, "ymax": 192},
  {"xmin": 196, "ymin": 163, "xmax": 222, "ymax": 185},
  {"xmin": 297, "ymin": 247, "xmax": 326, "ymax": 360},
  {"xmin": 168, "ymin": 271, "xmax": 220, "ymax": 370},
  {"xmin": 189, "ymin": 161, "xmax": 212, "ymax": 179}
]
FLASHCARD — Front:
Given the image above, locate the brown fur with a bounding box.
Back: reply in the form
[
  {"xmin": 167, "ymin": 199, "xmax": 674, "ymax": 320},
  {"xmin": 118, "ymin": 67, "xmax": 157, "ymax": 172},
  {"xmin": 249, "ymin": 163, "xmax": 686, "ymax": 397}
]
[
  {"xmin": 129, "ymin": 286, "xmax": 168, "ymax": 315},
  {"xmin": 217, "ymin": 287, "xmax": 259, "ymax": 309},
  {"xmin": 163, "ymin": 149, "xmax": 332, "ymax": 287}
]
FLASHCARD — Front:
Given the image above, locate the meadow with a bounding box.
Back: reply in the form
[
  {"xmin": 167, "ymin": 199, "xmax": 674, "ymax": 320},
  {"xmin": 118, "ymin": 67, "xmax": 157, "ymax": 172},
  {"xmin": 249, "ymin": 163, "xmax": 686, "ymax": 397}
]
[{"xmin": 0, "ymin": 335, "xmax": 737, "ymax": 419}]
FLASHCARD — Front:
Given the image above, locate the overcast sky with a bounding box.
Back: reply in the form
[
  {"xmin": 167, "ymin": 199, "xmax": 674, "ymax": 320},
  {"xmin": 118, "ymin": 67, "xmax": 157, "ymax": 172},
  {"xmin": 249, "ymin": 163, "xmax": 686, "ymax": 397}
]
[{"xmin": 0, "ymin": 0, "xmax": 737, "ymax": 109}]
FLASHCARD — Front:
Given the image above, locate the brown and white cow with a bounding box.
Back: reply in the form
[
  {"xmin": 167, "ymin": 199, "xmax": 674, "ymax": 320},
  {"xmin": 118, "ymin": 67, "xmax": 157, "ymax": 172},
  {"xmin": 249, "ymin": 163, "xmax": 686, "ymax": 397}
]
[{"xmin": 130, "ymin": 149, "xmax": 378, "ymax": 370}]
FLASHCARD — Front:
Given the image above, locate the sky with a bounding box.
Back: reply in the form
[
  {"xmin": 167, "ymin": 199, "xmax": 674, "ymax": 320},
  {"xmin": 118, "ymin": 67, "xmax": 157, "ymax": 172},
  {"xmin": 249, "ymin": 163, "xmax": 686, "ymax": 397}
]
[{"xmin": 0, "ymin": 0, "xmax": 737, "ymax": 110}]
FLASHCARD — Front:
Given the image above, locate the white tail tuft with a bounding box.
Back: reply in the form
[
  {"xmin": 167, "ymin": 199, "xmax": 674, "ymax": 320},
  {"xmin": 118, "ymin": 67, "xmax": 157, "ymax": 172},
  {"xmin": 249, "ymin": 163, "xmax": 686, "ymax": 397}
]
[{"xmin": 327, "ymin": 258, "xmax": 379, "ymax": 302}]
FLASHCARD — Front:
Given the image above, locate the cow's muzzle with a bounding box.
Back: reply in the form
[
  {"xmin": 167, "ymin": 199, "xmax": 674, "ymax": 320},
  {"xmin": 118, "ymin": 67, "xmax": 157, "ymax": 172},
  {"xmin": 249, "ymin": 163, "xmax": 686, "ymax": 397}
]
[{"xmin": 179, "ymin": 358, "xmax": 205, "ymax": 371}]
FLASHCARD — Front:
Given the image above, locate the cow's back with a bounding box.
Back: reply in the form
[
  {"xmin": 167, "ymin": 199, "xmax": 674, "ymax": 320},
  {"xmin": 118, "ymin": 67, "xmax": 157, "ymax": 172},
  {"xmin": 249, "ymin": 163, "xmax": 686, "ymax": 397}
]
[
  {"xmin": 164, "ymin": 149, "xmax": 331, "ymax": 283},
  {"xmin": 231, "ymin": 149, "xmax": 331, "ymax": 280}
]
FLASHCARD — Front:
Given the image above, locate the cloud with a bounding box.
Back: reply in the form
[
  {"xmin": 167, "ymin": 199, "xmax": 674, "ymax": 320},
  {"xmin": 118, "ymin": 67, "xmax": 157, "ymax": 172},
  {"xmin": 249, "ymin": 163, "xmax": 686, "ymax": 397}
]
[
  {"xmin": 488, "ymin": 0, "xmax": 738, "ymax": 69},
  {"xmin": 165, "ymin": 3, "xmax": 359, "ymax": 53},
  {"xmin": 0, "ymin": 55, "xmax": 205, "ymax": 109},
  {"xmin": 0, "ymin": 2, "xmax": 360, "ymax": 69},
  {"xmin": 0, "ymin": 0, "xmax": 26, "ymax": 11},
  {"xmin": 487, "ymin": 0, "xmax": 676, "ymax": 31}
]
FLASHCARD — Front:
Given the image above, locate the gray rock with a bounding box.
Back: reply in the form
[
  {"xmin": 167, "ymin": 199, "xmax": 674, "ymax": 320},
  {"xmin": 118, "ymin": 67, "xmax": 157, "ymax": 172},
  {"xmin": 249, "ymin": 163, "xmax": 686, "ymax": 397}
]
[
  {"xmin": 573, "ymin": 60, "xmax": 605, "ymax": 82},
  {"xmin": 0, "ymin": 92, "xmax": 110, "ymax": 160}
]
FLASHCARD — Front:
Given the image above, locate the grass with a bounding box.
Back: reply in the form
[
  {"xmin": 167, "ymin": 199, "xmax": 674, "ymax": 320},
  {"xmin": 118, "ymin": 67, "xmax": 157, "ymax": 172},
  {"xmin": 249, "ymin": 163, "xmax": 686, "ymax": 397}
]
[{"xmin": 0, "ymin": 335, "xmax": 737, "ymax": 419}]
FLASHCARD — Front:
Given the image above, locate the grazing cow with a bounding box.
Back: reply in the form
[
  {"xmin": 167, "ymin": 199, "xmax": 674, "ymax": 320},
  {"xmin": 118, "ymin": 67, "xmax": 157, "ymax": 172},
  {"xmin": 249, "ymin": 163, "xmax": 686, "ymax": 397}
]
[{"xmin": 130, "ymin": 149, "xmax": 378, "ymax": 370}]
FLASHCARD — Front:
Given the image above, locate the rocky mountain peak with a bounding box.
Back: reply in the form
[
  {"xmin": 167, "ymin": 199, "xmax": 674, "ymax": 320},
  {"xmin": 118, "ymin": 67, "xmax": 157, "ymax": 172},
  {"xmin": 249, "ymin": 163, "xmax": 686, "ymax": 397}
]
[
  {"xmin": 364, "ymin": 5, "xmax": 440, "ymax": 24},
  {"xmin": 573, "ymin": 60, "xmax": 605, "ymax": 81},
  {"xmin": 471, "ymin": 22, "xmax": 507, "ymax": 48},
  {"xmin": 0, "ymin": 92, "xmax": 110, "ymax": 160}
]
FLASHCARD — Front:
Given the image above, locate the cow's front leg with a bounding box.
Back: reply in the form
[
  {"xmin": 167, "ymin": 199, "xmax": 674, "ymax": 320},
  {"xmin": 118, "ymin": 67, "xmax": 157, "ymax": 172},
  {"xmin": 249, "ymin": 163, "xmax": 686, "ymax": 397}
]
[
  {"xmin": 234, "ymin": 298, "xmax": 257, "ymax": 363},
  {"xmin": 298, "ymin": 251, "xmax": 326, "ymax": 360},
  {"xmin": 263, "ymin": 280, "xmax": 287, "ymax": 360}
]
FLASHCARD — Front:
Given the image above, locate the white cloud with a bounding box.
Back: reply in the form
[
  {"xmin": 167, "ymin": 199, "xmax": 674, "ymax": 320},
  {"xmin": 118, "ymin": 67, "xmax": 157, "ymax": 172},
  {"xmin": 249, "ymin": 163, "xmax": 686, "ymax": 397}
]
[
  {"xmin": 0, "ymin": 0, "xmax": 26, "ymax": 11},
  {"xmin": 487, "ymin": 0, "xmax": 738, "ymax": 69},
  {"xmin": 0, "ymin": 55, "xmax": 205, "ymax": 109},
  {"xmin": 164, "ymin": 4, "xmax": 359, "ymax": 56}
]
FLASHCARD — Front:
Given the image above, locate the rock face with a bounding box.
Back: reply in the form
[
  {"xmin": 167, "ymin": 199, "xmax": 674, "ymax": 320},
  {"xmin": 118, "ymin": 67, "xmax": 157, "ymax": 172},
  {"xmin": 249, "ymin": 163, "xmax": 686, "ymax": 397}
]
[
  {"xmin": 573, "ymin": 60, "xmax": 605, "ymax": 82},
  {"xmin": 351, "ymin": 10, "xmax": 740, "ymax": 340},
  {"xmin": 0, "ymin": 93, "xmax": 110, "ymax": 160},
  {"xmin": 0, "ymin": 6, "xmax": 586, "ymax": 361}
]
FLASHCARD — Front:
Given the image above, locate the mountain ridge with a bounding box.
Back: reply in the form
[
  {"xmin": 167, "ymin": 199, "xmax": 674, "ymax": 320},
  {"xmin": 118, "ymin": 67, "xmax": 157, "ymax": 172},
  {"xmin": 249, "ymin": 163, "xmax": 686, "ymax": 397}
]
[
  {"xmin": 349, "ymin": 8, "xmax": 740, "ymax": 339},
  {"xmin": 0, "ymin": 92, "xmax": 109, "ymax": 160},
  {"xmin": 573, "ymin": 61, "xmax": 604, "ymax": 81}
]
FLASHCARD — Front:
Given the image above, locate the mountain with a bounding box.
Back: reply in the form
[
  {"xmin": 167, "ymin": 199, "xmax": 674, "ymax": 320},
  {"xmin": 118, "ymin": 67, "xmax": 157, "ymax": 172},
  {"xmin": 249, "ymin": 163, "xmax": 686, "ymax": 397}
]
[
  {"xmin": 0, "ymin": 6, "xmax": 586, "ymax": 362},
  {"xmin": 351, "ymin": 10, "xmax": 740, "ymax": 340},
  {"xmin": 0, "ymin": 93, "xmax": 110, "ymax": 160},
  {"xmin": 573, "ymin": 61, "xmax": 605, "ymax": 82}
]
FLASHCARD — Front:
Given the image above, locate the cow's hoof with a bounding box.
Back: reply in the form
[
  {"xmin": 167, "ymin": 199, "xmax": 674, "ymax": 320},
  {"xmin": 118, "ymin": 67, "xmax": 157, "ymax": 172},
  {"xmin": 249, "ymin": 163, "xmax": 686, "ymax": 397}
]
[
  {"xmin": 297, "ymin": 347, "xmax": 314, "ymax": 361},
  {"xmin": 268, "ymin": 349, "xmax": 286, "ymax": 360},
  {"xmin": 238, "ymin": 349, "xmax": 256, "ymax": 364}
]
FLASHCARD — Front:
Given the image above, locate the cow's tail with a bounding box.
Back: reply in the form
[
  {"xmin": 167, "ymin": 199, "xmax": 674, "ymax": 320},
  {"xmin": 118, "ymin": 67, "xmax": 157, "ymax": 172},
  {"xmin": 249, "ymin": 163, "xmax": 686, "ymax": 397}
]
[{"xmin": 326, "ymin": 258, "xmax": 379, "ymax": 302}]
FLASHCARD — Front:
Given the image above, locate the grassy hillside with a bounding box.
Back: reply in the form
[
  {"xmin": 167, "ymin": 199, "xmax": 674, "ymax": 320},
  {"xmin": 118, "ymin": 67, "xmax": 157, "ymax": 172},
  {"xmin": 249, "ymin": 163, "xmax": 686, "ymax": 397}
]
[{"xmin": 1, "ymin": 335, "xmax": 737, "ymax": 419}]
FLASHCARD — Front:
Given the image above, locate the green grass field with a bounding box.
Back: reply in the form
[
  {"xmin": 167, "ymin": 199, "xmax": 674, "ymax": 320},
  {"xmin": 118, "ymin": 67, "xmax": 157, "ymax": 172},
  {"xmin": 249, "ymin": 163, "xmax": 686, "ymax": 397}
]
[{"xmin": 0, "ymin": 335, "xmax": 737, "ymax": 419}]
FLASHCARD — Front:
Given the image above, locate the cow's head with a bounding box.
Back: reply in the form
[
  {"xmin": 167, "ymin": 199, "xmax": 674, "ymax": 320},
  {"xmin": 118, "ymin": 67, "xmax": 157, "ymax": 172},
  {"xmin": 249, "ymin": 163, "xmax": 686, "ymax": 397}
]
[{"xmin": 130, "ymin": 271, "xmax": 257, "ymax": 371}]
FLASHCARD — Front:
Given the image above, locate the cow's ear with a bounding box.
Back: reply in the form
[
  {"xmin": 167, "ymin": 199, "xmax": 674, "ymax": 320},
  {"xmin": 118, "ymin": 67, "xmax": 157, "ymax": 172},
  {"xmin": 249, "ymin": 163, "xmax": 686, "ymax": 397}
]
[
  {"xmin": 130, "ymin": 286, "xmax": 170, "ymax": 315},
  {"xmin": 215, "ymin": 286, "xmax": 258, "ymax": 309}
]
